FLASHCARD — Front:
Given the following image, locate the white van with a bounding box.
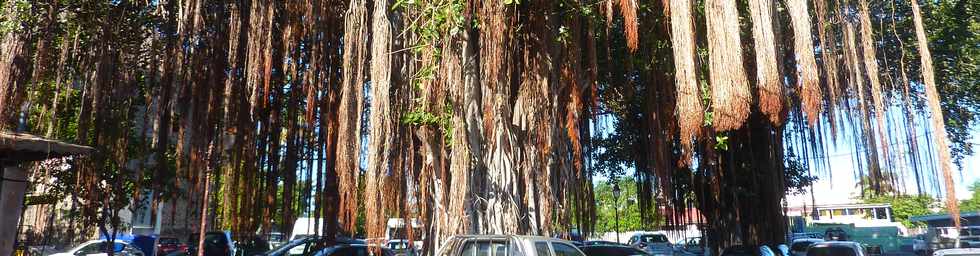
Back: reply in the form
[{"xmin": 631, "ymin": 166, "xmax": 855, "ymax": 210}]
[
  {"xmin": 385, "ymin": 218, "xmax": 423, "ymax": 249},
  {"xmin": 289, "ymin": 218, "xmax": 329, "ymax": 242}
]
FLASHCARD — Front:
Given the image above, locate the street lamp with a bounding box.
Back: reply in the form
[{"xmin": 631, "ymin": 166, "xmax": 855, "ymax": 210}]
[{"xmin": 612, "ymin": 182, "xmax": 621, "ymax": 243}]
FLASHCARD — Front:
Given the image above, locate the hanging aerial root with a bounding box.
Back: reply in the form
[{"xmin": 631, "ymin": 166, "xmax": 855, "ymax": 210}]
[
  {"xmin": 706, "ymin": 0, "xmax": 751, "ymax": 131},
  {"xmin": 337, "ymin": 0, "xmax": 369, "ymax": 234},
  {"xmin": 910, "ymin": 0, "xmax": 962, "ymax": 230},
  {"xmin": 786, "ymin": 0, "xmax": 822, "ymax": 126},
  {"xmin": 857, "ymin": 0, "xmax": 890, "ymax": 171},
  {"xmin": 669, "ymin": 0, "xmax": 702, "ymax": 159},
  {"xmin": 621, "ymin": 0, "xmax": 639, "ymax": 52},
  {"xmin": 748, "ymin": 0, "xmax": 783, "ymax": 125}
]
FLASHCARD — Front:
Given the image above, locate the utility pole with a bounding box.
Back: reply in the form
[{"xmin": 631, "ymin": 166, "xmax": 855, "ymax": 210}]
[{"xmin": 613, "ymin": 182, "xmax": 621, "ymax": 244}]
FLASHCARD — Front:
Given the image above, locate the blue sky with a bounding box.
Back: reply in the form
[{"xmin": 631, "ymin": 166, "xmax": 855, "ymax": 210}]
[{"xmin": 787, "ymin": 124, "xmax": 980, "ymax": 206}]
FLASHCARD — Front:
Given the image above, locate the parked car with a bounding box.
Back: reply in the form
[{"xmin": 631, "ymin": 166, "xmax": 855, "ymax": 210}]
[
  {"xmin": 579, "ymin": 245, "xmax": 650, "ymax": 256},
  {"xmin": 265, "ymin": 233, "xmax": 286, "ymax": 248},
  {"xmin": 806, "ymin": 241, "xmax": 866, "ymax": 256},
  {"xmin": 311, "ymin": 244, "xmax": 395, "ymax": 256},
  {"xmin": 436, "ymin": 235, "xmax": 585, "ymax": 256},
  {"xmin": 582, "ymin": 241, "xmax": 623, "ymax": 247},
  {"xmin": 933, "ymin": 248, "xmax": 980, "ymax": 256},
  {"xmin": 627, "ymin": 232, "xmax": 672, "ymax": 256},
  {"xmin": 674, "ymin": 237, "xmax": 706, "ymax": 256},
  {"xmin": 788, "ymin": 238, "xmax": 824, "ymax": 256},
  {"xmin": 158, "ymin": 237, "xmax": 188, "ymax": 256},
  {"xmin": 50, "ymin": 240, "xmax": 145, "ymax": 256},
  {"xmin": 262, "ymin": 236, "xmax": 363, "ymax": 256},
  {"xmin": 189, "ymin": 232, "xmax": 237, "ymax": 256},
  {"xmin": 384, "ymin": 240, "xmax": 416, "ymax": 256},
  {"xmin": 720, "ymin": 245, "xmax": 757, "ymax": 256}
]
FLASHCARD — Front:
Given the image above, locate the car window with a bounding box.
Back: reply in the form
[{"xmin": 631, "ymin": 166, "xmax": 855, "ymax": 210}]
[
  {"xmin": 807, "ymin": 246, "xmax": 857, "ymax": 256},
  {"xmin": 551, "ymin": 243, "xmax": 583, "ymax": 256},
  {"xmin": 687, "ymin": 238, "xmax": 701, "ymax": 247},
  {"xmin": 461, "ymin": 241, "xmax": 509, "ymax": 256},
  {"xmin": 580, "ymin": 247, "xmax": 647, "ymax": 256},
  {"xmin": 535, "ymin": 242, "xmax": 551, "ymax": 256},
  {"xmin": 326, "ymin": 247, "xmax": 361, "ymax": 256},
  {"xmin": 639, "ymin": 235, "xmax": 668, "ymax": 244},
  {"xmin": 205, "ymin": 233, "xmax": 227, "ymax": 245},
  {"xmin": 77, "ymin": 243, "xmax": 103, "ymax": 255},
  {"xmin": 491, "ymin": 243, "xmax": 508, "ymax": 256},
  {"xmin": 790, "ymin": 242, "xmax": 816, "ymax": 252}
]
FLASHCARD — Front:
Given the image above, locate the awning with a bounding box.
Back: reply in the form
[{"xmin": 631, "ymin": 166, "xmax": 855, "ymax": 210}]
[{"xmin": 0, "ymin": 132, "xmax": 95, "ymax": 164}]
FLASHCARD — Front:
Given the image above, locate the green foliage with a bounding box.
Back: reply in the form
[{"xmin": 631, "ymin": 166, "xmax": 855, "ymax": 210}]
[
  {"xmin": 395, "ymin": 0, "xmax": 463, "ymax": 145},
  {"xmin": 862, "ymin": 195, "xmax": 936, "ymax": 228},
  {"xmin": 784, "ymin": 157, "xmax": 818, "ymax": 195},
  {"xmin": 928, "ymin": 0, "xmax": 980, "ymax": 166},
  {"xmin": 714, "ymin": 135, "xmax": 729, "ymax": 151},
  {"xmin": 400, "ymin": 101, "xmax": 454, "ymax": 144},
  {"xmin": 0, "ymin": 0, "xmax": 32, "ymax": 35},
  {"xmin": 593, "ymin": 180, "xmax": 658, "ymax": 233},
  {"xmin": 961, "ymin": 181, "xmax": 980, "ymax": 212}
]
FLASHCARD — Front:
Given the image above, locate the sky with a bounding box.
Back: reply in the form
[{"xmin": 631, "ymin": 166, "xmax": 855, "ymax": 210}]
[
  {"xmin": 786, "ymin": 124, "xmax": 980, "ymax": 207},
  {"xmin": 587, "ymin": 105, "xmax": 980, "ymax": 207}
]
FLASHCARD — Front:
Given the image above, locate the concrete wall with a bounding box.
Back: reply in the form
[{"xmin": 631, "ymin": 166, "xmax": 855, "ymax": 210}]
[{"xmin": 1, "ymin": 167, "xmax": 29, "ymax": 256}]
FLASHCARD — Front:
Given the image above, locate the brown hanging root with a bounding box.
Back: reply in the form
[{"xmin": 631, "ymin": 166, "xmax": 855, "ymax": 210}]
[
  {"xmin": 748, "ymin": 0, "xmax": 783, "ymax": 125},
  {"xmin": 337, "ymin": 0, "xmax": 369, "ymax": 234},
  {"xmin": 857, "ymin": 0, "xmax": 891, "ymax": 172},
  {"xmin": 367, "ymin": 0, "xmax": 396, "ymax": 242},
  {"xmin": 786, "ymin": 0, "xmax": 822, "ymax": 126},
  {"xmin": 813, "ymin": 0, "xmax": 841, "ymax": 139},
  {"xmin": 670, "ymin": 0, "xmax": 702, "ymax": 161},
  {"xmin": 621, "ymin": 0, "xmax": 639, "ymax": 52},
  {"xmin": 910, "ymin": 0, "xmax": 962, "ymax": 230},
  {"xmin": 706, "ymin": 0, "xmax": 751, "ymax": 131}
]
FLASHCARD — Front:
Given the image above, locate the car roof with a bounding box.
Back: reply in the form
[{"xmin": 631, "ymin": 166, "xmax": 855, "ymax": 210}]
[
  {"xmin": 632, "ymin": 232, "xmax": 668, "ymax": 236},
  {"xmin": 450, "ymin": 235, "xmax": 571, "ymax": 242},
  {"xmin": 811, "ymin": 241, "xmax": 861, "ymax": 248},
  {"xmin": 791, "ymin": 238, "xmax": 825, "ymax": 243},
  {"xmin": 933, "ymin": 248, "xmax": 980, "ymax": 256},
  {"xmin": 580, "ymin": 245, "xmax": 637, "ymax": 249}
]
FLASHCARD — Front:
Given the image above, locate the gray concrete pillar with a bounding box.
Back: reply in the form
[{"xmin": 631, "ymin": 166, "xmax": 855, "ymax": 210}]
[{"xmin": 0, "ymin": 166, "xmax": 28, "ymax": 256}]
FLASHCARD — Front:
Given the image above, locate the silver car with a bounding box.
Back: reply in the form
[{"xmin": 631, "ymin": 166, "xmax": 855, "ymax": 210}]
[
  {"xmin": 627, "ymin": 233, "xmax": 672, "ymax": 256},
  {"xmin": 806, "ymin": 241, "xmax": 866, "ymax": 256},
  {"xmin": 933, "ymin": 248, "xmax": 980, "ymax": 256}
]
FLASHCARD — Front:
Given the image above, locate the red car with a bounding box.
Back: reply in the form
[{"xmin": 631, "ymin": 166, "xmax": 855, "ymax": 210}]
[{"xmin": 157, "ymin": 237, "xmax": 188, "ymax": 256}]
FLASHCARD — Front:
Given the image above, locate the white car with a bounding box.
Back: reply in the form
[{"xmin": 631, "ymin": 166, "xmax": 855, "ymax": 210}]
[
  {"xmin": 933, "ymin": 248, "xmax": 980, "ymax": 256},
  {"xmin": 627, "ymin": 232, "xmax": 673, "ymax": 256},
  {"xmin": 50, "ymin": 240, "xmax": 144, "ymax": 256},
  {"xmin": 789, "ymin": 238, "xmax": 825, "ymax": 256},
  {"xmin": 806, "ymin": 241, "xmax": 866, "ymax": 256},
  {"xmin": 437, "ymin": 235, "xmax": 585, "ymax": 256}
]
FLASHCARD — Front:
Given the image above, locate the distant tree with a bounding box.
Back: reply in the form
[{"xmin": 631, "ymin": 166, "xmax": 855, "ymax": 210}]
[
  {"xmin": 960, "ymin": 181, "xmax": 980, "ymax": 212},
  {"xmin": 592, "ymin": 180, "xmax": 655, "ymax": 234}
]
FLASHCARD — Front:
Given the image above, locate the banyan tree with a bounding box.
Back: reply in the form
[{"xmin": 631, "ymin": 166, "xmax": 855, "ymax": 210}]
[{"xmin": 0, "ymin": 0, "xmax": 975, "ymax": 254}]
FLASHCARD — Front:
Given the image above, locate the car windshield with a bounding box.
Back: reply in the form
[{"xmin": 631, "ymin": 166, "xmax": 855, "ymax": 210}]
[
  {"xmin": 268, "ymin": 238, "xmax": 315, "ymax": 254},
  {"xmin": 581, "ymin": 246, "xmax": 648, "ymax": 256},
  {"xmin": 160, "ymin": 238, "xmax": 179, "ymax": 245},
  {"xmin": 387, "ymin": 242, "xmax": 409, "ymax": 250},
  {"xmin": 791, "ymin": 241, "xmax": 817, "ymax": 251},
  {"xmin": 807, "ymin": 246, "xmax": 857, "ymax": 256},
  {"xmin": 639, "ymin": 235, "xmax": 668, "ymax": 243}
]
